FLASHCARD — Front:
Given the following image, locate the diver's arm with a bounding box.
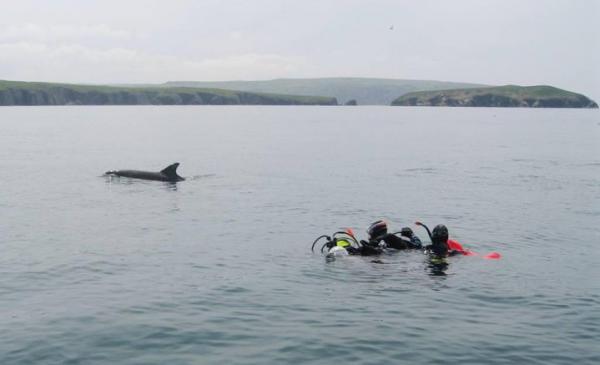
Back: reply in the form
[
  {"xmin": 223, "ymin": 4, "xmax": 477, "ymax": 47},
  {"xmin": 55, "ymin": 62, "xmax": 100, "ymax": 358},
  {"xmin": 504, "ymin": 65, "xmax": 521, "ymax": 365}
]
[
  {"xmin": 382, "ymin": 234, "xmax": 409, "ymax": 249},
  {"xmin": 411, "ymin": 236, "xmax": 423, "ymax": 249},
  {"xmin": 362, "ymin": 237, "xmax": 383, "ymax": 247}
]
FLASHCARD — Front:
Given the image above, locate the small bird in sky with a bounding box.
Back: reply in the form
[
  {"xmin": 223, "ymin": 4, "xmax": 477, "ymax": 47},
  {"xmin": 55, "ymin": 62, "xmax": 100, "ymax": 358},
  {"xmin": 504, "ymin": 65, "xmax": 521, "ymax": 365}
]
[{"xmin": 389, "ymin": 25, "xmax": 394, "ymax": 30}]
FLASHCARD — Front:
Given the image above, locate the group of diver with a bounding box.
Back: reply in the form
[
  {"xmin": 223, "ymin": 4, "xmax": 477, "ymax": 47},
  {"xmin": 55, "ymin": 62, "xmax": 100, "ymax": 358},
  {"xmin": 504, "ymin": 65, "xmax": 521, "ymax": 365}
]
[{"xmin": 311, "ymin": 220, "xmax": 464, "ymax": 260}]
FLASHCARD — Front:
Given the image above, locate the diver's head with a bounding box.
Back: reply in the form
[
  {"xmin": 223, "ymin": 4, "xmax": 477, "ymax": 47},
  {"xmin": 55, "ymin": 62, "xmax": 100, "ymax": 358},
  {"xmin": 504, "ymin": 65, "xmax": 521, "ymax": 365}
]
[
  {"xmin": 400, "ymin": 227, "xmax": 413, "ymax": 238},
  {"xmin": 431, "ymin": 224, "xmax": 449, "ymax": 244},
  {"xmin": 367, "ymin": 220, "xmax": 388, "ymax": 239}
]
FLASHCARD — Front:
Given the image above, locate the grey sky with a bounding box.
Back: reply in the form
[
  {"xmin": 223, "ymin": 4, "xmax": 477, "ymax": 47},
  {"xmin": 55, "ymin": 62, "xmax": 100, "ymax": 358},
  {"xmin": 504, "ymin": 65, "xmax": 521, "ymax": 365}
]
[{"xmin": 1, "ymin": 0, "xmax": 598, "ymax": 100}]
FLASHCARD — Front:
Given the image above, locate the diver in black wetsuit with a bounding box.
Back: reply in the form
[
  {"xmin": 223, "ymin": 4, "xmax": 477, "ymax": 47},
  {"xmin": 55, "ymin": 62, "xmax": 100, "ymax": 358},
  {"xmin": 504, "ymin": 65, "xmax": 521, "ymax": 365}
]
[
  {"xmin": 312, "ymin": 229, "xmax": 382, "ymax": 256},
  {"xmin": 346, "ymin": 244, "xmax": 382, "ymax": 256},
  {"xmin": 363, "ymin": 220, "xmax": 423, "ymax": 250},
  {"xmin": 313, "ymin": 221, "xmax": 425, "ymax": 257},
  {"xmin": 426, "ymin": 224, "xmax": 450, "ymax": 257},
  {"xmin": 362, "ymin": 220, "xmax": 392, "ymax": 250},
  {"xmin": 422, "ymin": 224, "xmax": 462, "ymax": 257},
  {"xmin": 415, "ymin": 222, "xmax": 467, "ymax": 259},
  {"xmin": 416, "ymin": 223, "xmax": 451, "ymax": 274}
]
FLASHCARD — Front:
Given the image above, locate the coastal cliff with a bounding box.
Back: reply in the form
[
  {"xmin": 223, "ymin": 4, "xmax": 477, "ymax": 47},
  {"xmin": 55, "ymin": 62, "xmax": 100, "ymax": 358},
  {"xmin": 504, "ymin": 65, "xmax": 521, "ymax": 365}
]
[
  {"xmin": 391, "ymin": 85, "xmax": 598, "ymax": 108},
  {"xmin": 0, "ymin": 80, "xmax": 338, "ymax": 106},
  {"xmin": 165, "ymin": 77, "xmax": 486, "ymax": 105}
]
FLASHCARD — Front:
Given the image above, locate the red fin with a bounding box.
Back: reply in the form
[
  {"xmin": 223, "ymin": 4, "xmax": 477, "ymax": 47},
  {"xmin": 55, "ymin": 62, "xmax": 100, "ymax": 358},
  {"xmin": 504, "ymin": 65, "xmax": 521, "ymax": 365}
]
[
  {"xmin": 483, "ymin": 252, "xmax": 501, "ymax": 260},
  {"xmin": 448, "ymin": 239, "xmax": 465, "ymax": 253}
]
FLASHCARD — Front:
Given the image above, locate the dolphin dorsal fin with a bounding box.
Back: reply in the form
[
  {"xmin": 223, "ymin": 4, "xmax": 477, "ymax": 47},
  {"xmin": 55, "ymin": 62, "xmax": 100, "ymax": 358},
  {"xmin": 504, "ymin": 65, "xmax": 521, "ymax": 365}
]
[{"xmin": 160, "ymin": 163, "xmax": 180, "ymax": 178}]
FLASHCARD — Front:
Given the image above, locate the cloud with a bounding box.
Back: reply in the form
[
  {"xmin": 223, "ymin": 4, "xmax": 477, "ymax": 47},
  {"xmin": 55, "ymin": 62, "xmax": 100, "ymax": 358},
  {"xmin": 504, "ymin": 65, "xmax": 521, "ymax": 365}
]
[
  {"xmin": 0, "ymin": 23, "xmax": 132, "ymax": 43},
  {"xmin": 0, "ymin": 41, "xmax": 306, "ymax": 83},
  {"xmin": 228, "ymin": 31, "xmax": 244, "ymax": 41}
]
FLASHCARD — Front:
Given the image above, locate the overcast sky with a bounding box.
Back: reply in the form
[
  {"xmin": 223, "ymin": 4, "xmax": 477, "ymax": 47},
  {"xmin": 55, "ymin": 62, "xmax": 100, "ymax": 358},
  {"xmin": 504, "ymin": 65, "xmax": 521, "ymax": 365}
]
[{"xmin": 1, "ymin": 0, "xmax": 598, "ymax": 100}]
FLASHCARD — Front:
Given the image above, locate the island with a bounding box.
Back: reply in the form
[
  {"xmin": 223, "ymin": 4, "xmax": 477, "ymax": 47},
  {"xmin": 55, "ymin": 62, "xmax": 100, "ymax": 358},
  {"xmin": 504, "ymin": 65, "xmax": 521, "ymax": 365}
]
[
  {"xmin": 0, "ymin": 80, "xmax": 338, "ymax": 106},
  {"xmin": 391, "ymin": 85, "xmax": 598, "ymax": 108}
]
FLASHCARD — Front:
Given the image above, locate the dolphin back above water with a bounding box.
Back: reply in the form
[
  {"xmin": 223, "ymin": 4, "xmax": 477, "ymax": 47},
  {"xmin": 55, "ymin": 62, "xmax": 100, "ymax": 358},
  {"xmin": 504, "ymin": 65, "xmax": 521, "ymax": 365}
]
[{"xmin": 105, "ymin": 162, "xmax": 185, "ymax": 182}]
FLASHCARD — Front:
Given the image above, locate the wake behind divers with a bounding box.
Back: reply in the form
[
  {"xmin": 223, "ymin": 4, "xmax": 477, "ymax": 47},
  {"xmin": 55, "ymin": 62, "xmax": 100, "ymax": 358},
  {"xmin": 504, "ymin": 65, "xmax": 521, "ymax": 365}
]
[{"xmin": 311, "ymin": 220, "xmax": 498, "ymax": 260}]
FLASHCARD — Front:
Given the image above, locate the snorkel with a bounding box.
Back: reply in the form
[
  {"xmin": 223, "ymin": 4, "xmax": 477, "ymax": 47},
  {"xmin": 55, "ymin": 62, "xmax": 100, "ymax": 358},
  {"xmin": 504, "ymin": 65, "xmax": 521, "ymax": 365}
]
[{"xmin": 311, "ymin": 234, "xmax": 332, "ymax": 252}]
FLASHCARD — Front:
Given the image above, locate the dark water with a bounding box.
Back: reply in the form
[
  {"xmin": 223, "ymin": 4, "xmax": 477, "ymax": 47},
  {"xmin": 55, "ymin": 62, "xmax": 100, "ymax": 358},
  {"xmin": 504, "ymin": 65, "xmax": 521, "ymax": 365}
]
[{"xmin": 1, "ymin": 106, "xmax": 599, "ymax": 364}]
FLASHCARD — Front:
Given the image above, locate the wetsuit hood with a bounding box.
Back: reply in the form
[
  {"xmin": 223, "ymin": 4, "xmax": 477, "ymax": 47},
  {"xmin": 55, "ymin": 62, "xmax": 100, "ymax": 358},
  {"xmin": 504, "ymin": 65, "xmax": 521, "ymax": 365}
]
[{"xmin": 431, "ymin": 224, "xmax": 449, "ymax": 244}]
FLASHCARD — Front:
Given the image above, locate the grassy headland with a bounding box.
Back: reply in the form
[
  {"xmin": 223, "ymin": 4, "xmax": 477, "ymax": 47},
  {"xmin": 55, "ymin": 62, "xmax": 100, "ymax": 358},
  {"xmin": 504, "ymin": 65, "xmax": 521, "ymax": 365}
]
[
  {"xmin": 164, "ymin": 77, "xmax": 486, "ymax": 105},
  {"xmin": 391, "ymin": 85, "xmax": 598, "ymax": 108},
  {"xmin": 0, "ymin": 80, "xmax": 338, "ymax": 106}
]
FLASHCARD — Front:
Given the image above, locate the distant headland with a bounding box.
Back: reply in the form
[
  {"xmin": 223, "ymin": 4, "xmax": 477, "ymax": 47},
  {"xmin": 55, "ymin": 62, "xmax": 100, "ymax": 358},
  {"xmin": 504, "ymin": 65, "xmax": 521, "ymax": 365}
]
[
  {"xmin": 392, "ymin": 85, "xmax": 598, "ymax": 108},
  {"xmin": 0, "ymin": 80, "xmax": 337, "ymax": 106},
  {"xmin": 163, "ymin": 78, "xmax": 485, "ymax": 106},
  {"xmin": 0, "ymin": 79, "xmax": 596, "ymax": 108}
]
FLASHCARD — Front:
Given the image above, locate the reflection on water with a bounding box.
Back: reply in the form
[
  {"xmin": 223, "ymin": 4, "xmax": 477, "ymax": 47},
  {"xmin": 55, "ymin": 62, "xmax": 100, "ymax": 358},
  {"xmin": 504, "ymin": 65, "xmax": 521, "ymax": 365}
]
[
  {"xmin": 163, "ymin": 181, "xmax": 178, "ymax": 191},
  {"xmin": 104, "ymin": 175, "xmax": 181, "ymax": 191},
  {"xmin": 426, "ymin": 256, "xmax": 449, "ymax": 276}
]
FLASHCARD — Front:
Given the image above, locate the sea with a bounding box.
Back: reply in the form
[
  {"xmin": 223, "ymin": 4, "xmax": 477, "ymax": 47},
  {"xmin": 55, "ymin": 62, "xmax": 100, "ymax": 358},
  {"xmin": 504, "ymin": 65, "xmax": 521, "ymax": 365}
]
[{"xmin": 1, "ymin": 106, "xmax": 599, "ymax": 364}]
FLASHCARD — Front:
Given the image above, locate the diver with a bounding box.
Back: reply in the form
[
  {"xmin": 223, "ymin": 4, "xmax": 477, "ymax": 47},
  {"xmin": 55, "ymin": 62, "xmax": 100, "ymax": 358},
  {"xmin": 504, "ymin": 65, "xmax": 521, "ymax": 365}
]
[
  {"xmin": 364, "ymin": 220, "xmax": 389, "ymax": 246},
  {"xmin": 311, "ymin": 229, "xmax": 382, "ymax": 256},
  {"xmin": 365, "ymin": 220, "xmax": 422, "ymax": 250},
  {"xmin": 416, "ymin": 222, "xmax": 462, "ymax": 257},
  {"xmin": 427, "ymin": 224, "xmax": 451, "ymax": 257}
]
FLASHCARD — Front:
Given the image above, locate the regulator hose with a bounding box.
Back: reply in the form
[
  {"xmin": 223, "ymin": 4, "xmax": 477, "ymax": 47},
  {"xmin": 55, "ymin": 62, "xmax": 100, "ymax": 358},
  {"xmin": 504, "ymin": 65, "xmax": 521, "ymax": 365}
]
[{"xmin": 311, "ymin": 235, "xmax": 331, "ymax": 252}]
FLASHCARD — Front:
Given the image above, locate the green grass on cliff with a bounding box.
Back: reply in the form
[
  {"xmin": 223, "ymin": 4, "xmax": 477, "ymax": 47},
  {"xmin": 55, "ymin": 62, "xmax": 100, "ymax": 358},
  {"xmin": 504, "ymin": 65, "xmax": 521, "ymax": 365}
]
[
  {"xmin": 392, "ymin": 85, "xmax": 598, "ymax": 107},
  {"xmin": 0, "ymin": 80, "xmax": 337, "ymax": 105},
  {"xmin": 395, "ymin": 85, "xmax": 588, "ymax": 102}
]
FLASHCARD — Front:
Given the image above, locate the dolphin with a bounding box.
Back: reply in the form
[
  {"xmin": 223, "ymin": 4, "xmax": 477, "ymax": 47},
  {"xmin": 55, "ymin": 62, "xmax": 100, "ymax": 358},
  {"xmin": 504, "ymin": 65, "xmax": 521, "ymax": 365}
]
[{"xmin": 105, "ymin": 162, "xmax": 185, "ymax": 182}]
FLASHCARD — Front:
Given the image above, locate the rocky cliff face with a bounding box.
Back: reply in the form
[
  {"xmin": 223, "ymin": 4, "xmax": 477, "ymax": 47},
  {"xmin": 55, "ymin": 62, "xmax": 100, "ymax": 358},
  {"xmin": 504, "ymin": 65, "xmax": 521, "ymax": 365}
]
[
  {"xmin": 392, "ymin": 86, "xmax": 598, "ymax": 108},
  {"xmin": 0, "ymin": 83, "xmax": 338, "ymax": 106}
]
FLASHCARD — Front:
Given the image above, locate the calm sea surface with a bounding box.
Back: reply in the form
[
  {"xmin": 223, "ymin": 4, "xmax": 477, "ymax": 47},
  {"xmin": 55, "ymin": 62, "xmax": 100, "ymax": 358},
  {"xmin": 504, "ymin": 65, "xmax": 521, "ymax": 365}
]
[{"xmin": 1, "ymin": 106, "xmax": 599, "ymax": 364}]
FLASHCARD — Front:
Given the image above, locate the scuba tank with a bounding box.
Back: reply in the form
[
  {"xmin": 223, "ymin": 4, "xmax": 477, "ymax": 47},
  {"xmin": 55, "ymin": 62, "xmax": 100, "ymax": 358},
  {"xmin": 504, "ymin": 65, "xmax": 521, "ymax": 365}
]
[{"xmin": 311, "ymin": 230, "xmax": 361, "ymax": 254}]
